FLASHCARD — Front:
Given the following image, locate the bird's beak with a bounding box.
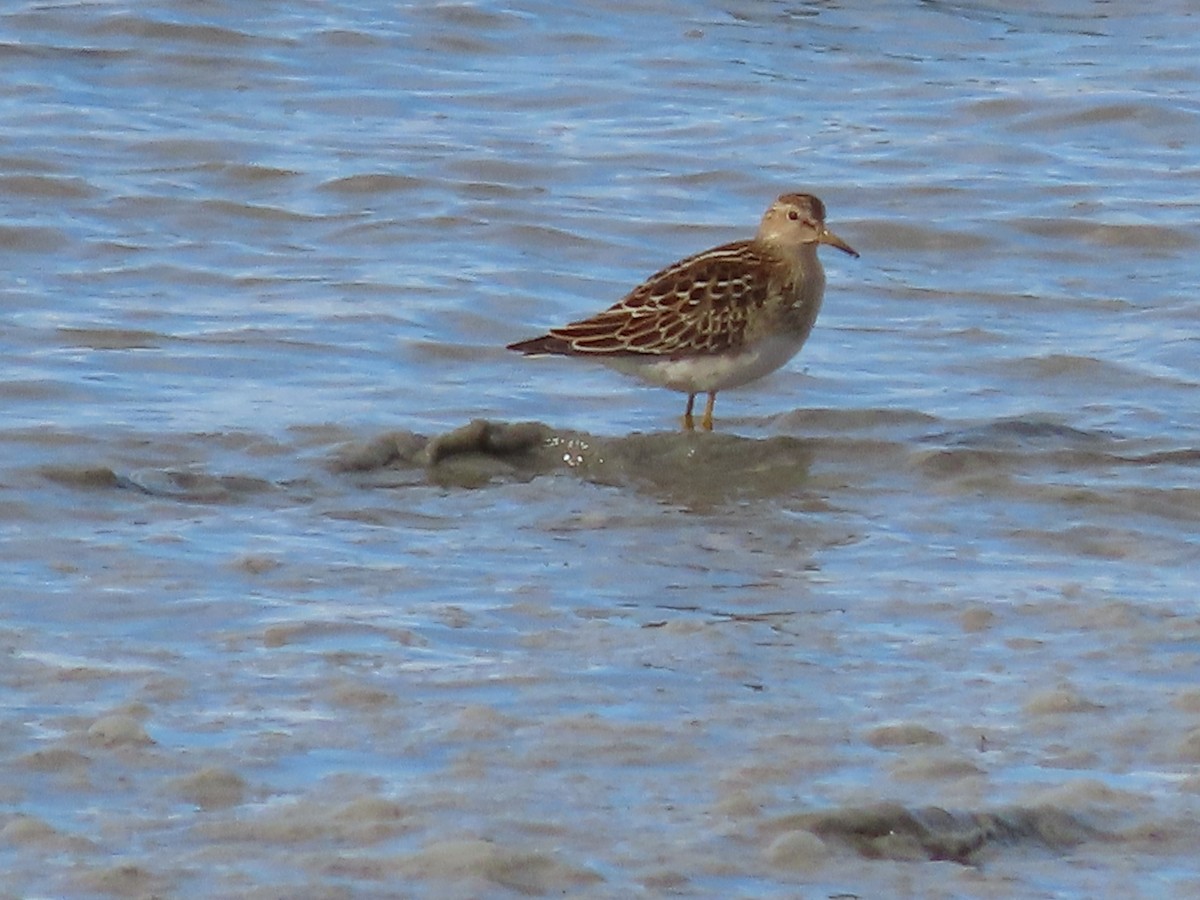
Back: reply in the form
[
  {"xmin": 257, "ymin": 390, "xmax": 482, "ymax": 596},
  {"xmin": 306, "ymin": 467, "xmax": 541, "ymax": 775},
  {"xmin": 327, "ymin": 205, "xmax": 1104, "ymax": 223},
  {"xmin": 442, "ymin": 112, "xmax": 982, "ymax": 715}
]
[{"xmin": 819, "ymin": 227, "xmax": 859, "ymax": 258}]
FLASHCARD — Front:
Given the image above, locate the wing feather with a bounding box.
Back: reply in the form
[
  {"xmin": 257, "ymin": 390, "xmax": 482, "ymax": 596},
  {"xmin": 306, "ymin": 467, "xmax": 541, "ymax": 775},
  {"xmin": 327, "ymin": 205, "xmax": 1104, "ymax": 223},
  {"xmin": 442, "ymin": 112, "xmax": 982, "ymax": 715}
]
[{"xmin": 525, "ymin": 240, "xmax": 778, "ymax": 358}]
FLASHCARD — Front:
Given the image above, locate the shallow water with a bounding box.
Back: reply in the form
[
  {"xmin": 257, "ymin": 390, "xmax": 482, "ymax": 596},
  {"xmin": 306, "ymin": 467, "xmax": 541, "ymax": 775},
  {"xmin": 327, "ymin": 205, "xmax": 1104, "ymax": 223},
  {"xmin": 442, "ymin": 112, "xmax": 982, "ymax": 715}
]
[{"xmin": 3, "ymin": 1, "xmax": 1200, "ymax": 897}]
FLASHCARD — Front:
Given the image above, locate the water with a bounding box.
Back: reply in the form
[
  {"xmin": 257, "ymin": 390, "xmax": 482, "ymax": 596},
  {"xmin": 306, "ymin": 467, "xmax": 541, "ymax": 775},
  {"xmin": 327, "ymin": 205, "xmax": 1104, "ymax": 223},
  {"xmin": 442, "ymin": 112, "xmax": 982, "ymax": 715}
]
[{"xmin": 3, "ymin": 1, "xmax": 1200, "ymax": 896}]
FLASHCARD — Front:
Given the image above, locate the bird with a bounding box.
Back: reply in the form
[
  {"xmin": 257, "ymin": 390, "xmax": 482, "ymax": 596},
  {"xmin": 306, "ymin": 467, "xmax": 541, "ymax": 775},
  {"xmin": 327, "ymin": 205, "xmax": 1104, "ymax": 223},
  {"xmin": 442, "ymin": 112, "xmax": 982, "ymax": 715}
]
[{"xmin": 507, "ymin": 192, "xmax": 857, "ymax": 431}]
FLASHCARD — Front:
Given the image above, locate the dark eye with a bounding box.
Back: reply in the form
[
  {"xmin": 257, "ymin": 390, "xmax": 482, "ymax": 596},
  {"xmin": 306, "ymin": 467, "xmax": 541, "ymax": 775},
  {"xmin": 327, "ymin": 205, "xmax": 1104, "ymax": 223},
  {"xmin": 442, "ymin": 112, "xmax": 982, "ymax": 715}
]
[{"xmin": 787, "ymin": 210, "xmax": 799, "ymax": 220}]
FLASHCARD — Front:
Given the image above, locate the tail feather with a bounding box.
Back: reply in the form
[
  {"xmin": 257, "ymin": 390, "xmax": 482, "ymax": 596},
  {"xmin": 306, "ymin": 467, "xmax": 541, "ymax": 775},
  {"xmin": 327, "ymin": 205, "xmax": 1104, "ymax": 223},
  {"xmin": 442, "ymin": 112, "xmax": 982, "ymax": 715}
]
[{"xmin": 506, "ymin": 333, "xmax": 574, "ymax": 356}]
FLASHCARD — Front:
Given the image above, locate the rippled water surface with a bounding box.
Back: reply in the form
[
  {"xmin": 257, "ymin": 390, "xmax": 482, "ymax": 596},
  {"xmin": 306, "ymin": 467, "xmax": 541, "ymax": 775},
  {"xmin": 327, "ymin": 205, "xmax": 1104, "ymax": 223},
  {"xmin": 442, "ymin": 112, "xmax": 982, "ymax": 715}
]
[{"xmin": 3, "ymin": 1, "xmax": 1200, "ymax": 896}]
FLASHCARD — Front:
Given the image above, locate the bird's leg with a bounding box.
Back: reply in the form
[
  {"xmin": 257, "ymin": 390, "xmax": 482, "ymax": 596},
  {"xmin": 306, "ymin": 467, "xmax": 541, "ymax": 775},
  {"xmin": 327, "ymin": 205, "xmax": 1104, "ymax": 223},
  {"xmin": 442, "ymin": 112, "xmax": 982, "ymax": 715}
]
[
  {"xmin": 683, "ymin": 393, "xmax": 696, "ymax": 431},
  {"xmin": 700, "ymin": 392, "xmax": 716, "ymax": 431}
]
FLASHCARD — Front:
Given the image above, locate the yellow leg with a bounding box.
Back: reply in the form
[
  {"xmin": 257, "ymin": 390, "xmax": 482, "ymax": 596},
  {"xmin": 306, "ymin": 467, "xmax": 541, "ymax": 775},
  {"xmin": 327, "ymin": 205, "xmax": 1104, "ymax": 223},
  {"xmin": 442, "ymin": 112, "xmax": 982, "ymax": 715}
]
[
  {"xmin": 683, "ymin": 393, "xmax": 696, "ymax": 431},
  {"xmin": 700, "ymin": 392, "xmax": 716, "ymax": 431}
]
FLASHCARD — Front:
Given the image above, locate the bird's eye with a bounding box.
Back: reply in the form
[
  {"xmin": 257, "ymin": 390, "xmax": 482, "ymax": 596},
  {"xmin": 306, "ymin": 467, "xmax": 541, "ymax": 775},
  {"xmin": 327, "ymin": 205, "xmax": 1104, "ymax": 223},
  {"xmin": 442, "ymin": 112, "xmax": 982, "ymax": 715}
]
[{"xmin": 787, "ymin": 210, "xmax": 799, "ymax": 220}]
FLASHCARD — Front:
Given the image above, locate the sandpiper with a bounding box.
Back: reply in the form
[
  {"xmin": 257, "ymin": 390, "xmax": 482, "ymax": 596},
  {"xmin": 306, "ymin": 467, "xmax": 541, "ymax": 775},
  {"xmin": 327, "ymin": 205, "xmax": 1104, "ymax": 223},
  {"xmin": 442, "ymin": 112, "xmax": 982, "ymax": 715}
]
[{"xmin": 507, "ymin": 193, "xmax": 857, "ymax": 430}]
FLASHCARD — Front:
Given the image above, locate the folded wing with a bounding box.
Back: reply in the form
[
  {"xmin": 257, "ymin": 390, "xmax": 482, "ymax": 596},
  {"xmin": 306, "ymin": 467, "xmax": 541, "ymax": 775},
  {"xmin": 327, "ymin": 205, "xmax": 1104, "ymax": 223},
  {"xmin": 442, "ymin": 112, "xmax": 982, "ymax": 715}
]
[{"xmin": 507, "ymin": 241, "xmax": 773, "ymax": 359}]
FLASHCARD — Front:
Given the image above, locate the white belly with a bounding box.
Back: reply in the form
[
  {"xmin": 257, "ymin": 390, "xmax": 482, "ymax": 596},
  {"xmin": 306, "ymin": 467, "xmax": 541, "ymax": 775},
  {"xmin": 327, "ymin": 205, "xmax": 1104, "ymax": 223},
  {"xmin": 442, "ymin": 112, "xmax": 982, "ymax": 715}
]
[{"xmin": 600, "ymin": 333, "xmax": 809, "ymax": 394}]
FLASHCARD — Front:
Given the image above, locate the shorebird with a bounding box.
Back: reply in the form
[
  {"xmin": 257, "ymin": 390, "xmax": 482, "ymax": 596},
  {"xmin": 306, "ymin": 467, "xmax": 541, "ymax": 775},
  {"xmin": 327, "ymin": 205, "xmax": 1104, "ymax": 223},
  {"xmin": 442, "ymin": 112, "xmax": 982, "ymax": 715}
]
[{"xmin": 508, "ymin": 193, "xmax": 857, "ymax": 430}]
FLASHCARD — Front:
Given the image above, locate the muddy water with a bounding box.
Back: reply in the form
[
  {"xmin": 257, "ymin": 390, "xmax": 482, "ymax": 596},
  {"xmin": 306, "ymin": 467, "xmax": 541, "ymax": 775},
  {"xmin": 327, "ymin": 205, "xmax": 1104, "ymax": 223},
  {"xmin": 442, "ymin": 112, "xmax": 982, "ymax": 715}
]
[{"xmin": 3, "ymin": 1, "xmax": 1200, "ymax": 897}]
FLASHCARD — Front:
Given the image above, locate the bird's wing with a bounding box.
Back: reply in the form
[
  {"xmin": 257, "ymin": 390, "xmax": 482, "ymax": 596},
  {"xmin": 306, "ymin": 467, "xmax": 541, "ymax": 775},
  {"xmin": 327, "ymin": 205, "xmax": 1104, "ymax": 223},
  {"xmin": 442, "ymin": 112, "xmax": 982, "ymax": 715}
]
[{"xmin": 540, "ymin": 240, "xmax": 774, "ymax": 357}]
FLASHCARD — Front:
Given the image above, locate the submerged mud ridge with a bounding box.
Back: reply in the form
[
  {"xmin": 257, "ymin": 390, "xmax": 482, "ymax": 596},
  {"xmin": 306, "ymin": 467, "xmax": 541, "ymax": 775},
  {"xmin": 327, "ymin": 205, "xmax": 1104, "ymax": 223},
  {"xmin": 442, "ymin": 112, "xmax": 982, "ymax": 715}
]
[
  {"xmin": 330, "ymin": 419, "xmax": 559, "ymax": 487},
  {"xmin": 762, "ymin": 803, "xmax": 1103, "ymax": 867},
  {"xmin": 39, "ymin": 464, "xmax": 277, "ymax": 503},
  {"xmin": 329, "ymin": 418, "xmax": 818, "ymax": 503},
  {"xmin": 36, "ymin": 415, "xmax": 1200, "ymax": 523}
]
